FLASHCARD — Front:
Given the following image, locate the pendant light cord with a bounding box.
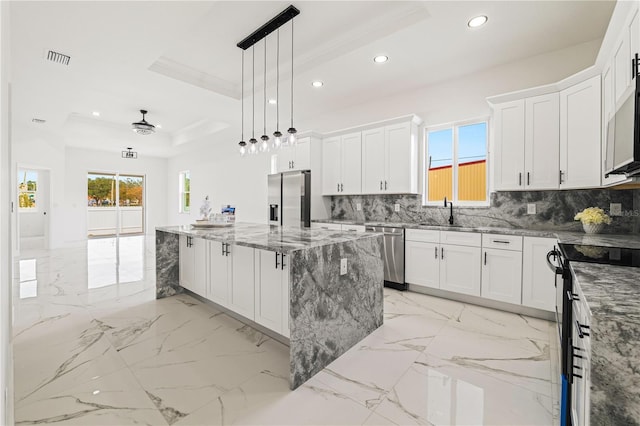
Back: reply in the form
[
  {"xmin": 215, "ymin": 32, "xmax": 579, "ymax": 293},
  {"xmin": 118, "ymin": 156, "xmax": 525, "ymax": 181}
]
[
  {"xmin": 252, "ymin": 45, "xmax": 255, "ymax": 139},
  {"xmin": 263, "ymin": 39, "xmax": 267, "ymax": 135},
  {"xmin": 241, "ymin": 50, "xmax": 244, "ymax": 141},
  {"xmin": 276, "ymin": 29, "xmax": 280, "ymax": 131},
  {"xmin": 290, "ymin": 18, "xmax": 294, "ymax": 128}
]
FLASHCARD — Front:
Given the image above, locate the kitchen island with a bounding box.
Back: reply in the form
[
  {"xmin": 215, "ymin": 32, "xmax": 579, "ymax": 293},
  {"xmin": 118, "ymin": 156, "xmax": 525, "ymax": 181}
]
[{"xmin": 155, "ymin": 223, "xmax": 384, "ymax": 389}]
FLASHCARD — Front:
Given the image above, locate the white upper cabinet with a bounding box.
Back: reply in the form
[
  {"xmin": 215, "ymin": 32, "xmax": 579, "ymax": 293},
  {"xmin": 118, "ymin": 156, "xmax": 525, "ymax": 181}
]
[
  {"xmin": 361, "ymin": 127, "xmax": 386, "ymax": 194},
  {"xmin": 524, "ymin": 93, "xmax": 560, "ymax": 190},
  {"xmin": 322, "ymin": 132, "xmax": 362, "ymax": 195},
  {"xmin": 613, "ymin": 28, "xmax": 631, "ymax": 105},
  {"xmin": 559, "ymin": 75, "xmax": 602, "ymax": 189},
  {"xmin": 385, "ymin": 121, "xmax": 418, "ymax": 194},
  {"xmin": 492, "ymin": 100, "xmax": 526, "ymax": 190},
  {"xmin": 276, "ymin": 137, "xmax": 311, "ymax": 173}
]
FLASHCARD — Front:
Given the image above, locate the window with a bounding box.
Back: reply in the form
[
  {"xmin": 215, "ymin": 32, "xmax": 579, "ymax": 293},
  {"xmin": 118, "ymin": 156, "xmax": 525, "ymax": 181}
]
[
  {"xmin": 424, "ymin": 120, "xmax": 488, "ymax": 205},
  {"xmin": 18, "ymin": 169, "xmax": 38, "ymax": 211},
  {"xmin": 179, "ymin": 171, "xmax": 190, "ymax": 213}
]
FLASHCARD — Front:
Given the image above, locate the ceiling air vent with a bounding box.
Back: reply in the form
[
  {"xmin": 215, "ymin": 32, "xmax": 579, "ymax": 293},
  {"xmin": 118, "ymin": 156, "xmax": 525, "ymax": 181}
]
[{"xmin": 45, "ymin": 50, "xmax": 71, "ymax": 66}]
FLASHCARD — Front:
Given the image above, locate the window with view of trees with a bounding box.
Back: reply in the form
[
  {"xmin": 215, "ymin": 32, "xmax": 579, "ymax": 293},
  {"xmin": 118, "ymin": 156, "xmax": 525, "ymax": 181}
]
[
  {"xmin": 179, "ymin": 171, "xmax": 190, "ymax": 213},
  {"xmin": 18, "ymin": 169, "xmax": 38, "ymax": 210},
  {"xmin": 87, "ymin": 174, "xmax": 143, "ymax": 207},
  {"xmin": 425, "ymin": 121, "xmax": 488, "ymax": 205}
]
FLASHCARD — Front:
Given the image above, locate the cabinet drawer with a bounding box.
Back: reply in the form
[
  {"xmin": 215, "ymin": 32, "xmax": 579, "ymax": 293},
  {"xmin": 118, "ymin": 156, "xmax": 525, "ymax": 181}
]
[
  {"xmin": 406, "ymin": 229, "xmax": 439, "ymax": 243},
  {"xmin": 342, "ymin": 224, "xmax": 366, "ymax": 233},
  {"xmin": 482, "ymin": 234, "xmax": 523, "ymax": 251},
  {"xmin": 440, "ymin": 231, "xmax": 481, "ymax": 247}
]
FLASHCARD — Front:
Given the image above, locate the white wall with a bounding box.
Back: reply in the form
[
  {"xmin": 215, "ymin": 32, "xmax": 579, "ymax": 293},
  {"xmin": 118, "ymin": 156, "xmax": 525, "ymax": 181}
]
[
  {"xmin": 0, "ymin": 1, "xmax": 12, "ymax": 423},
  {"xmin": 167, "ymin": 39, "xmax": 601, "ymax": 225}
]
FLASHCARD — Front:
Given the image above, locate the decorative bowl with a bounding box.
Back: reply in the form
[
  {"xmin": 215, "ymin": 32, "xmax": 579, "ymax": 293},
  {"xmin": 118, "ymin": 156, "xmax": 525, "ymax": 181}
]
[{"xmin": 582, "ymin": 223, "xmax": 604, "ymax": 234}]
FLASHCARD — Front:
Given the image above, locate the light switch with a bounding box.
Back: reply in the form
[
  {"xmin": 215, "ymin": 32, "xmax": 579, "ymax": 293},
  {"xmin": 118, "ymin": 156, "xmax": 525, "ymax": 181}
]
[
  {"xmin": 610, "ymin": 203, "xmax": 622, "ymax": 216},
  {"xmin": 340, "ymin": 258, "xmax": 347, "ymax": 275},
  {"xmin": 394, "ymin": 203, "xmax": 400, "ymax": 212},
  {"xmin": 527, "ymin": 203, "xmax": 536, "ymax": 215},
  {"xmin": 356, "ymin": 203, "xmax": 362, "ymax": 211}
]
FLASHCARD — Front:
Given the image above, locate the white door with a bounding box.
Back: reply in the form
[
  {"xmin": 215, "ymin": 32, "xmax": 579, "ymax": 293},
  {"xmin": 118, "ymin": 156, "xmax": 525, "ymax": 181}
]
[
  {"xmin": 440, "ymin": 244, "xmax": 481, "ymax": 296},
  {"xmin": 209, "ymin": 241, "xmax": 229, "ymax": 307},
  {"xmin": 322, "ymin": 136, "xmax": 341, "ymax": 195},
  {"xmin": 525, "ymin": 93, "xmax": 559, "ymax": 190},
  {"xmin": 293, "ymin": 137, "xmax": 311, "ymax": 171},
  {"xmin": 560, "ymin": 76, "xmax": 601, "ymax": 189},
  {"xmin": 481, "ymin": 248, "xmax": 523, "ymax": 304},
  {"xmin": 385, "ymin": 121, "xmax": 415, "ymax": 193},
  {"xmin": 522, "ymin": 237, "xmax": 556, "ymax": 311},
  {"xmin": 341, "ymin": 132, "xmax": 362, "ymax": 194},
  {"xmin": 17, "ymin": 168, "xmax": 50, "ymax": 250},
  {"xmin": 255, "ymin": 249, "xmax": 284, "ymax": 333},
  {"xmin": 229, "ymin": 244, "xmax": 255, "ymax": 320},
  {"xmin": 179, "ymin": 235, "xmax": 195, "ymax": 292},
  {"xmin": 492, "ymin": 100, "xmax": 525, "ymax": 190},
  {"xmin": 405, "ymin": 241, "xmax": 440, "ymax": 289},
  {"xmin": 361, "ymin": 127, "xmax": 385, "ymax": 194}
]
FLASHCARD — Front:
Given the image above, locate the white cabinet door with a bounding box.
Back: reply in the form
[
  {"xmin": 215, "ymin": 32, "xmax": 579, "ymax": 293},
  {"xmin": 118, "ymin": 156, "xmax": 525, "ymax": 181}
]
[
  {"xmin": 440, "ymin": 244, "xmax": 481, "ymax": 296},
  {"xmin": 293, "ymin": 137, "xmax": 311, "ymax": 171},
  {"xmin": 525, "ymin": 93, "xmax": 559, "ymax": 190},
  {"xmin": 481, "ymin": 248, "xmax": 522, "ymax": 304},
  {"xmin": 405, "ymin": 241, "xmax": 440, "ymax": 289},
  {"xmin": 613, "ymin": 30, "xmax": 631, "ymax": 105},
  {"xmin": 341, "ymin": 132, "xmax": 362, "ymax": 194},
  {"xmin": 630, "ymin": 9, "xmax": 639, "ymax": 81},
  {"xmin": 255, "ymin": 250, "xmax": 284, "ymax": 333},
  {"xmin": 277, "ymin": 145, "xmax": 295, "ymax": 173},
  {"xmin": 492, "ymin": 100, "xmax": 526, "ymax": 190},
  {"xmin": 229, "ymin": 244, "xmax": 255, "ymax": 320},
  {"xmin": 601, "ymin": 62, "xmax": 627, "ymax": 186},
  {"xmin": 522, "ymin": 237, "xmax": 556, "ymax": 311},
  {"xmin": 560, "ymin": 76, "xmax": 601, "ymax": 189},
  {"xmin": 209, "ymin": 241, "xmax": 230, "ymax": 307},
  {"xmin": 191, "ymin": 237, "xmax": 208, "ymax": 298},
  {"xmin": 281, "ymin": 259, "xmax": 290, "ymax": 338},
  {"xmin": 322, "ymin": 136, "xmax": 341, "ymax": 195},
  {"xmin": 179, "ymin": 235, "xmax": 195, "ymax": 292},
  {"xmin": 385, "ymin": 121, "xmax": 416, "ymax": 194},
  {"xmin": 361, "ymin": 127, "xmax": 385, "ymax": 194}
]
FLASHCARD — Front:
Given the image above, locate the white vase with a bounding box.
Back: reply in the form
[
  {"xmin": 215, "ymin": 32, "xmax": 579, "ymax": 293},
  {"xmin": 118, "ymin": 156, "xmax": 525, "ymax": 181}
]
[{"xmin": 582, "ymin": 223, "xmax": 604, "ymax": 234}]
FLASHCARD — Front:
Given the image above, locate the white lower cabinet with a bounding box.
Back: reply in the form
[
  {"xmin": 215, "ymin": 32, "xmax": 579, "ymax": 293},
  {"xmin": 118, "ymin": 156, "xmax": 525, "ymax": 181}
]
[
  {"xmin": 179, "ymin": 235, "xmax": 207, "ymax": 297},
  {"xmin": 440, "ymin": 244, "xmax": 482, "ymax": 296},
  {"xmin": 405, "ymin": 240, "xmax": 440, "ymax": 289},
  {"xmin": 255, "ymin": 249, "xmax": 290, "ymax": 337},
  {"xmin": 208, "ymin": 241, "xmax": 231, "ymax": 307},
  {"xmin": 481, "ymin": 248, "xmax": 523, "ymax": 304},
  {"xmin": 522, "ymin": 237, "xmax": 556, "ymax": 311},
  {"xmin": 228, "ymin": 244, "xmax": 256, "ymax": 320}
]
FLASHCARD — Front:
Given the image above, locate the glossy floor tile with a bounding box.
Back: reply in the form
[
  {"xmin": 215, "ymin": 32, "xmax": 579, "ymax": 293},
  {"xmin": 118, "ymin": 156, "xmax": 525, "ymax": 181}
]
[{"xmin": 13, "ymin": 235, "xmax": 559, "ymax": 425}]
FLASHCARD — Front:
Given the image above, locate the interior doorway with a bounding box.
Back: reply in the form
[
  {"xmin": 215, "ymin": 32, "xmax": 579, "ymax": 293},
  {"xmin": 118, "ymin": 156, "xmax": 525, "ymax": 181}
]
[
  {"xmin": 87, "ymin": 172, "xmax": 144, "ymax": 238},
  {"xmin": 17, "ymin": 168, "xmax": 50, "ymax": 250}
]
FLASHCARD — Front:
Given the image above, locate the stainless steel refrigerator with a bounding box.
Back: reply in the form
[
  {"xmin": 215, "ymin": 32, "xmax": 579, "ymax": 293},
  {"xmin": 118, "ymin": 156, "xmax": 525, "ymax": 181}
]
[{"xmin": 268, "ymin": 170, "xmax": 311, "ymax": 227}]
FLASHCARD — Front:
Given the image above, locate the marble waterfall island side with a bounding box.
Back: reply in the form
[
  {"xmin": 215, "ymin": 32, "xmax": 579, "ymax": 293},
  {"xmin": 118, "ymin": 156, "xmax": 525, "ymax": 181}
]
[{"xmin": 155, "ymin": 224, "xmax": 384, "ymax": 389}]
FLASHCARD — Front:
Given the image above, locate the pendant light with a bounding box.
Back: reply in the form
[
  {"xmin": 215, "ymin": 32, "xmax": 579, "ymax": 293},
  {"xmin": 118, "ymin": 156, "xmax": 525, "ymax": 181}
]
[
  {"xmin": 239, "ymin": 50, "xmax": 247, "ymax": 156},
  {"xmin": 248, "ymin": 45, "xmax": 258, "ymax": 155},
  {"xmin": 259, "ymin": 39, "xmax": 270, "ymax": 152},
  {"xmin": 272, "ymin": 28, "xmax": 282, "ymax": 150},
  {"xmin": 286, "ymin": 17, "xmax": 297, "ymax": 146}
]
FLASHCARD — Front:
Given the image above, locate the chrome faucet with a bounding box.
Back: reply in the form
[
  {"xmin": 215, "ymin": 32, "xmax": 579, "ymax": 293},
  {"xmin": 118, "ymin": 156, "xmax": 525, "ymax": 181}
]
[{"xmin": 444, "ymin": 197, "xmax": 454, "ymax": 225}]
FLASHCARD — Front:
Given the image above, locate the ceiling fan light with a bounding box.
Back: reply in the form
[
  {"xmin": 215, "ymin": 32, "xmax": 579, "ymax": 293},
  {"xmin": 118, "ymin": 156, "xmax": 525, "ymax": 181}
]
[{"xmin": 131, "ymin": 109, "xmax": 156, "ymax": 135}]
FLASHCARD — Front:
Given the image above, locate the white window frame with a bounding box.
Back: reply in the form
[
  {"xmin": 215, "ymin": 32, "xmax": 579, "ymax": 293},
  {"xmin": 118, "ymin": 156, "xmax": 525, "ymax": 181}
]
[
  {"xmin": 18, "ymin": 169, "xmax": 39, "ymax": 213},
  {"xmin": 178, "ymin": 170, "xmax": 190, "ymax": 214},
  {"xmin": 422, "ymin": 117, "xmax": 490, "ymax": 207}
]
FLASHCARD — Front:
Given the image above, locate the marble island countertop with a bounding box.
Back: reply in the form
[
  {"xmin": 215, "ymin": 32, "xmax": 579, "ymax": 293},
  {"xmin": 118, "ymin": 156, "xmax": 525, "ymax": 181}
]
[
  {"xmin": 156, "ymin": 223, "xmax": 381, "ymax": 253},
  {"xmin": 313, "ymin": 219, "xmax": 640, "ymax": 248},
  {"xmin": 569, "ymin": 262, "xmax": 640, "ymax": 425}
]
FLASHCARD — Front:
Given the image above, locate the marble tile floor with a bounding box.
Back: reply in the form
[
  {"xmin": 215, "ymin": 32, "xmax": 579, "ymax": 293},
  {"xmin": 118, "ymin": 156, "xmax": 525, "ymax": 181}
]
[{"xmin": 13, "ymin": 235, "xmax": 559, "ymax": 425}]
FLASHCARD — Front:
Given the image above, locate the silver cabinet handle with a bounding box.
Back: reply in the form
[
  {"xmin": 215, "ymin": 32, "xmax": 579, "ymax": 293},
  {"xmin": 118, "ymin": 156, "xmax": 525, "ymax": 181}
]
[
  {"xmin": 492, "ymin": 240, "xmax": 511, "ymax": 244},
  {"xmin": 337, "ymin": 183, "xmax": 340, "ymax": 192},
  {"xmin": 275, "ymin": 252, "xmax": 280, "ymax": 269},
  {"xmin": 340, "ymin": 183, "xmax": 344, "ymax": 192},
  {"xmin": 385, "ymin": 180, "xmax": 387, "ymax": 190},
  {"xmin": 559, "ymin": 170, "xmax": 564, "ymax": 184},
  {"xmin": 518, "ymin": 172, "xmax": 522, "ymax": 186},
  {"xmin": 435, "ymin": 247, "xmax": 438, "ymax": 259},
  {"xmin": 281, "ymin": 253, "xmax": 286, "ymax": 270},
  {"xmin": 380, "ymin": 181, "xmax": 383, "ymax": 190},
  {"xmin": 484, "ymin": 251, "xmax": 487, "ymax": 265},
  {"xmin": 221, "ymin": 242, "xmax": 225, "ymax": 256},
  {"xmin": 441, "ymin": 247, "xmax": 444, "ymax": 259},
  {"xmin": 527, "ymin": 172, "xmax": 530, "ymax": 186}
]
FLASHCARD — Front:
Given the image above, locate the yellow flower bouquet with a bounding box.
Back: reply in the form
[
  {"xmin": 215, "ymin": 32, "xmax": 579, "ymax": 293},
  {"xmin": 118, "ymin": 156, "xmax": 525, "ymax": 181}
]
[{"xmin": 574, "ymin": 207, "xmax": 611, "ymax": 234}]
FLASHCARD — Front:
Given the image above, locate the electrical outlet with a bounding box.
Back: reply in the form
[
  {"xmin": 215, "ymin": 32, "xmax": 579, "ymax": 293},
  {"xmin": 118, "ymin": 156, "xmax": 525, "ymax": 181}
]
[
  {"xmin": 610, "ymin": 203, "xmax": 622, "ymax": 216},
  {"xmin": 340, "ymin": 258, "xmax": 347, "ymax": 275},
  {"xmin": 356, "ymin": 203, "xmax": 362, "ymax": 211},
  {"xmin": 527, "ymin": 203, "xmax": 536, "ymax": 215},
  {"xmin": 394, "ymin": 203, "xmax": 400, "ymax": 212}
]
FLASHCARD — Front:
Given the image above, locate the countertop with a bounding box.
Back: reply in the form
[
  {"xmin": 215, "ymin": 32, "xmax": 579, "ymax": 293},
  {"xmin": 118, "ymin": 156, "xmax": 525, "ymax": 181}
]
[
  {"xmin": 313, "ymin": 219, "xmax": 640, "ymax": 248},
  {"xmin": 156, "ymin": 223, "xmax": 381, "ymax": 254},
  {"xmin": 570, "ymin": 262, "xmax": 640, "ymax": 425}
]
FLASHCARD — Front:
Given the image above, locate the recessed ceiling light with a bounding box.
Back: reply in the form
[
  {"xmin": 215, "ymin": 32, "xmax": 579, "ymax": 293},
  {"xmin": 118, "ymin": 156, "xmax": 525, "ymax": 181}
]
[
  {"xmin": 312, "ymin": 81, "xmax": 323, "ymax": 88},
  {"xmin": 268, "ymin": 99, "xmax": 277, "ymax": 105},
  {"xmin": 468, "ymin": 15, "xmax": 488, "ymax": 28},
  {"xmin": 92, "ymin": 390, "xmax": 100, "ymax": 395},
  {"xmin": 156, "ymin": 124, "xmax": 162, "ymax": 129},
  {"xmin": 373, "ymin": 55, "xmax": 388, "ymax": 63},
  {"xmin": 92, "ymin": 111, "xmax": 100, "ymax": 117}
]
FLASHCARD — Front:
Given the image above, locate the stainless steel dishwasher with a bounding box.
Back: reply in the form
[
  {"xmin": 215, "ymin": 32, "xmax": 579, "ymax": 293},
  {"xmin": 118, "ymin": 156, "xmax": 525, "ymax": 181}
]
[{"xmin": 365, "ymin": 226, "xmax": 406, "ymax": 291}]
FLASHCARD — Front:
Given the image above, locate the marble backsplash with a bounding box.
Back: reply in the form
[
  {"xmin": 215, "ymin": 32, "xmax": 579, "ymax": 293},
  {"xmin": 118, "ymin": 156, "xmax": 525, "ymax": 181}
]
[{"xmin": 331, "ymin": 189, "xmax": 640, "ymax": 234}]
